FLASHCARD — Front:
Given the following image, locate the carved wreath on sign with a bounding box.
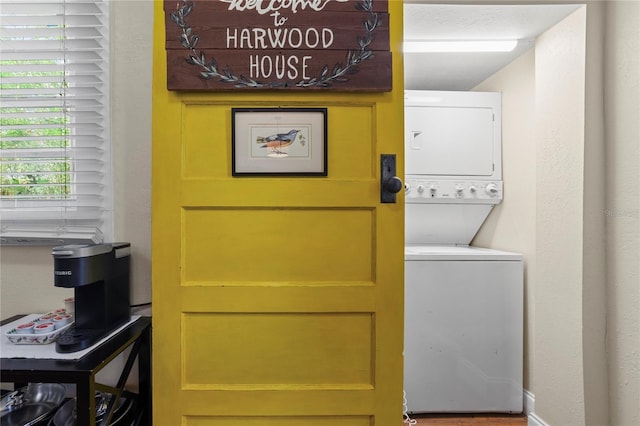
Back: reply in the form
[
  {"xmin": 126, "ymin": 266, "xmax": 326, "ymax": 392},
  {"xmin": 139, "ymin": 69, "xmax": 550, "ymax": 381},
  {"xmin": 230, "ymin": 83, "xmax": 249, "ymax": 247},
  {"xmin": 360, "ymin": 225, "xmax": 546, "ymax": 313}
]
[{"xmin": 170, "ymin": 0, "xmax": 380, "ymax": 88}]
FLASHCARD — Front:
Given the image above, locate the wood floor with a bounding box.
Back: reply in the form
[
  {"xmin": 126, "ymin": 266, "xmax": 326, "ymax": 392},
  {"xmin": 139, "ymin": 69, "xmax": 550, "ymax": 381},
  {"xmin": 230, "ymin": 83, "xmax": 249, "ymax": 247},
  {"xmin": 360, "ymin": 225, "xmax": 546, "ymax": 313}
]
[{"xmin": 403, "ymin": 413, "xmax": 528, "ymax": 425}]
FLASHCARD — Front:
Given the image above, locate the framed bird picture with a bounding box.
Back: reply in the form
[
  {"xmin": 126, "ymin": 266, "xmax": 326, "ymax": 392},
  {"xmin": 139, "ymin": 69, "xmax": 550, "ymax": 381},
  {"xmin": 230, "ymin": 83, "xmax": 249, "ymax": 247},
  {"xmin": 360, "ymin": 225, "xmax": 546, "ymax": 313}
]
[{"xmin": 232, "ymin": 107, "xmax": 328, "ymax": 176}]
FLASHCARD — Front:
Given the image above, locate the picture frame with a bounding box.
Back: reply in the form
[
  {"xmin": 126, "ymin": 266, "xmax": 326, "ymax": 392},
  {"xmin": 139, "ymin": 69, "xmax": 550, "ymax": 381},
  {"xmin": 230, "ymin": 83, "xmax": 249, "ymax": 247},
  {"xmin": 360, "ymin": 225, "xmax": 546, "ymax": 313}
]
[{"xmin": 231, "ymin": 108, "xmax": 328, "ymax": 176}]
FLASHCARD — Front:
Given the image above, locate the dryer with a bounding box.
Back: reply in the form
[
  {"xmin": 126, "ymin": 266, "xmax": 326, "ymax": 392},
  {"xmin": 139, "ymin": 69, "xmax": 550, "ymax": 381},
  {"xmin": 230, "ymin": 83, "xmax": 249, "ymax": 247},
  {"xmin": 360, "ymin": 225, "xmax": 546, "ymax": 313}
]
[{"xmin": 404, "ymin": 90, "xmax": 523, "ymax": 413}]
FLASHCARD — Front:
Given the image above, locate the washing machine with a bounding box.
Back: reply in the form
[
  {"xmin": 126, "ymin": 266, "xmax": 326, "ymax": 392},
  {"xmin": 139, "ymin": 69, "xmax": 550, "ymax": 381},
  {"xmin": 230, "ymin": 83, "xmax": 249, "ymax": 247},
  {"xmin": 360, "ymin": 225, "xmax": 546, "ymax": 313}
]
[{"xmin": 403, "ymin": 91, "xmax": 523, "ymax": 413}]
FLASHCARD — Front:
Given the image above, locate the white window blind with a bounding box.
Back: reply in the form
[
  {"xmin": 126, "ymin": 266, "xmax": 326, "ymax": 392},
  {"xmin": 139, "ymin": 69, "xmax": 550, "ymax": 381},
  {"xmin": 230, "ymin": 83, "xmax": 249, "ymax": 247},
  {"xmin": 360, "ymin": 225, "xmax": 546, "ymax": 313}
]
[{"xmin": 0, "ymin": 0, "xmax": 111, "ymax": 245}]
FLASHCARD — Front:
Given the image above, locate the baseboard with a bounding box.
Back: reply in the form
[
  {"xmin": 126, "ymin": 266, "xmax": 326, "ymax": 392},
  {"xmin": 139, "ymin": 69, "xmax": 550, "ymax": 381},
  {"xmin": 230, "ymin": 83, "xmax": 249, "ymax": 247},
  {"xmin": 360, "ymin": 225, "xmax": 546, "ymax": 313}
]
[{"xmin": 523, "ymin": 389, "xmax": 550, "ymax": 426}]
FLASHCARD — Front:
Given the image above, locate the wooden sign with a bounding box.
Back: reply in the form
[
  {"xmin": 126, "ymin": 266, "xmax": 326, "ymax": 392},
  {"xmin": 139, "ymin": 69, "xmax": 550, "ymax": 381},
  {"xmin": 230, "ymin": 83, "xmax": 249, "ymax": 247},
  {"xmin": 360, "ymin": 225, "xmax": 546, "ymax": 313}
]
[{"xmin": 164, "ymin": 0, "xmax": 392, "ymax": 91}]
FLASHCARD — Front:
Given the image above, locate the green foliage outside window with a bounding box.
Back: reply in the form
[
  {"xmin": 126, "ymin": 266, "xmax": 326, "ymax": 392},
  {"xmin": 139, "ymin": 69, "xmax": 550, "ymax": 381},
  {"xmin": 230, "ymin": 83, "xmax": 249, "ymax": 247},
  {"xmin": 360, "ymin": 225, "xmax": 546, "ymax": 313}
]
[{"xmin": 0, "ymin": 61, "xmax": 72, "ymax": 198}]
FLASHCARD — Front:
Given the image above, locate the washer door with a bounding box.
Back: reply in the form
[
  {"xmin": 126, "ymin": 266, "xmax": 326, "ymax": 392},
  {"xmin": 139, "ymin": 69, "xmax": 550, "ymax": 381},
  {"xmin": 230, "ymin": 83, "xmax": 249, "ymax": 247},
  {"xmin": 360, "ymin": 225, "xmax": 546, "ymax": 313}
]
[{"xmin": 404, "ymin": 258, "xmax": 523, "ymax": 413}]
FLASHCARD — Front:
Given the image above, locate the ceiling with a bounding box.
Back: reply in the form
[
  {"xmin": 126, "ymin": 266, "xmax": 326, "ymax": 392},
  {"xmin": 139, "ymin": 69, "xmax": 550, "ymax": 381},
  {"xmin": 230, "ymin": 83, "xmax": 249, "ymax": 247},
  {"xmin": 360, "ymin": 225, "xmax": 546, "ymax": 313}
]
[{"xmin": 403, "ymin": 3, "xmax": 582, "ymax": 91}]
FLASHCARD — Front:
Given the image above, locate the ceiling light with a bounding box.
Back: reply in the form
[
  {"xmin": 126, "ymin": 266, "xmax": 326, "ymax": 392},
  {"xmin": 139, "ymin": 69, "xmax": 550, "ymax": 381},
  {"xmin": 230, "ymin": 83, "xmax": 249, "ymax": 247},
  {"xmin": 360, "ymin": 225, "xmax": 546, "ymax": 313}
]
[{"xmin": 403, "ymin": 40, "xmax": 518, "ymax": 53}]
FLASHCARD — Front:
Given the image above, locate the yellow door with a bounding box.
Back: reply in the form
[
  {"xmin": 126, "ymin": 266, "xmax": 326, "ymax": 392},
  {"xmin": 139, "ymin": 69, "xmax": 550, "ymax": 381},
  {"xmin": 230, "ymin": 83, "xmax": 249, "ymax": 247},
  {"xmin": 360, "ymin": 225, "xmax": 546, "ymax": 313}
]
[{"xmin": 151, "ymin": 2, "xmax": 404, "ymax": 425}]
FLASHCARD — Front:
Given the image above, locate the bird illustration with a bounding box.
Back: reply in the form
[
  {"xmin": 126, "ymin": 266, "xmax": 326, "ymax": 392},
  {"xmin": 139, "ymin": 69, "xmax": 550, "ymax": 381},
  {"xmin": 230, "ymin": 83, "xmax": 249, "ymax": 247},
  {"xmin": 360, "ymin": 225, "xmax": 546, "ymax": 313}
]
[{"xmin": 256, "ymin": 129, "xmax": 300, "ymax": 156}]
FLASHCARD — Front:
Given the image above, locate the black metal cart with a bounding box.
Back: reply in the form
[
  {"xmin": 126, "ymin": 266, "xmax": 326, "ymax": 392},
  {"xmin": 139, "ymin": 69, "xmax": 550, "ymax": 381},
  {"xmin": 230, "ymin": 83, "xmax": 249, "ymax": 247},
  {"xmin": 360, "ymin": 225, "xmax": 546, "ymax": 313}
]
[{"xmin": 1, "ymin": 315, "xmax": 151, "ymax": 425}]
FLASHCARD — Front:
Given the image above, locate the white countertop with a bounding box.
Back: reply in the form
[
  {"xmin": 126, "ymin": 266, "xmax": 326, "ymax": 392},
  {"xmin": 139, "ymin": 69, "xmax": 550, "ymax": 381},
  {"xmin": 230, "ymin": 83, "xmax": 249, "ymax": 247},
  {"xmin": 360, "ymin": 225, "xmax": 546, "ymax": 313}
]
[{"xmin": 1, "ymin": 314, "xmax": 141, "ymax": 360}]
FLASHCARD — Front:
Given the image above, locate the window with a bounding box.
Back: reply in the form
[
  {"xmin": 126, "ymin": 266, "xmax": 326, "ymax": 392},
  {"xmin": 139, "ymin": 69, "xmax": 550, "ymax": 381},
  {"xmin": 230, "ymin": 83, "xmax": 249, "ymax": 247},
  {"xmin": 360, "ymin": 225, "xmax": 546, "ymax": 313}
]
[{"xmin": 0, "ymin": 0, "xmax": 111, "ymax": 245}]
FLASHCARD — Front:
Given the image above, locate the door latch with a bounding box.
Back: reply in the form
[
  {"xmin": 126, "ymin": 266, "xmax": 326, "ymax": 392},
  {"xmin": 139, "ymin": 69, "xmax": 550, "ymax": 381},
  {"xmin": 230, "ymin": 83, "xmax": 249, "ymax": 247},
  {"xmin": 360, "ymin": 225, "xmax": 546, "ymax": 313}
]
[{"xmin": 381, "ymin": 154, "xmax": 403, "ymax": 203}]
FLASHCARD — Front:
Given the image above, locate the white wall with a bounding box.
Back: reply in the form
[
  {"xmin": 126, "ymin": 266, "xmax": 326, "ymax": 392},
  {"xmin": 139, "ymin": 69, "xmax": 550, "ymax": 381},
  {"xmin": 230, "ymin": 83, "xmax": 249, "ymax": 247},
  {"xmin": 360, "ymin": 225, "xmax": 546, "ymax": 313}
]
[
  {"xmin": 0, "ymin": 248, "xmax": 73, "ymax": 315},
  {"xmin": 474, "ymin": 2, "xmax": 639, "ymax": 425},
  {"xmin": 535, "ymin": 6, "xmax": 589, "ymax": 424},
  {"xmin": 581, "ymin": 2, "xmax": 608, "ymax": 425},
  {"xmin": 110, "ymin": 0, "xmax": 154, "ymax": 312},
  {"xmin": 473, "ymin": 49, "xmax": 536, "ymax": 391},
  {"xmin": 604, "ymin": 1, "xmax": 640, "ymax": 424}
]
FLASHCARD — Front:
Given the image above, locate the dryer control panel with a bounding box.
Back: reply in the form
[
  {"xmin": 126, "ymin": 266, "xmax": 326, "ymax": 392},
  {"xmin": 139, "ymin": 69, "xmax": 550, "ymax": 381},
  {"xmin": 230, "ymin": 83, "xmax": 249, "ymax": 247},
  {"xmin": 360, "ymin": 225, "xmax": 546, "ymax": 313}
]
[{"xmin": 404, "ymin": 178, "xmax": 503, "ymax": 204}]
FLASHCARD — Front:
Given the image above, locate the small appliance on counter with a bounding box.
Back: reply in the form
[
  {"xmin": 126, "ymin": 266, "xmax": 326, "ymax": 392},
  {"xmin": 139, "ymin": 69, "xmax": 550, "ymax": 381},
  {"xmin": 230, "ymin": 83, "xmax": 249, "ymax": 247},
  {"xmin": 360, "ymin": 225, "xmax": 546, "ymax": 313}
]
[{"xmin": 52, "ymin": 242, "xmax": 131, "ymax": 353}]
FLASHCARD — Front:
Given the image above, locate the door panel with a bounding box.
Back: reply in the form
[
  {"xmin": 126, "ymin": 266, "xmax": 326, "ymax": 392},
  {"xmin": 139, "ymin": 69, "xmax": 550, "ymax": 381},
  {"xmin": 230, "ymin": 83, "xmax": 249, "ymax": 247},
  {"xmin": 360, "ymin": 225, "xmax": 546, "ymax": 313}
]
[
  {"xmin": 185, "ymin": 418, "xmax": 372, "ymax": 426},
  {"xmin": 183, "ymin": 313, "xmax": 373, "ymax": 386},
  {"xmin": 152, "ymin": 2, "xmax": 404, "ymax": 425},
  {"xmin": 183, "ymin": 208, "xmax": 374, "ymax": 283}
]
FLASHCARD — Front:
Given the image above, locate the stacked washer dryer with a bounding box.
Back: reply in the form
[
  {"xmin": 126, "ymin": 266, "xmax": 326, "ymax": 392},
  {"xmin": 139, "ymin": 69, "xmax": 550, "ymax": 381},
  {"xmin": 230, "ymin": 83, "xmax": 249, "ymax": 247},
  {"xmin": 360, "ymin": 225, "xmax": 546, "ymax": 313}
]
[{"xmin": 403, "ymin": 90, "xmax": 523, "ymax": 414}]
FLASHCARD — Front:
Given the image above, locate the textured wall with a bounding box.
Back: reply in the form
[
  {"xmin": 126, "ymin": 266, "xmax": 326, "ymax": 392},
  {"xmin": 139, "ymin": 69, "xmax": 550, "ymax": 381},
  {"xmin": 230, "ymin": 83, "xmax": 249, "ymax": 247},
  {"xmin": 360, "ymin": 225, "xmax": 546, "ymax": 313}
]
[
  {"xmin": 473, "ymin": 49, "xmax": 536, "ymax": 391},
  {"xmin": 534, "ymin": 6, "xmax": 588, "ymax": 425},
  {"xmin": 604, "ymin": 2, "xmax": 640, "ymax": 425},
  {"xmin": 581, "ymin": 2, "xmax": 609, "ymax": 425},
  {"xmin": 111, "ymin": 0, "xmax": 154, "ymax": 310}
]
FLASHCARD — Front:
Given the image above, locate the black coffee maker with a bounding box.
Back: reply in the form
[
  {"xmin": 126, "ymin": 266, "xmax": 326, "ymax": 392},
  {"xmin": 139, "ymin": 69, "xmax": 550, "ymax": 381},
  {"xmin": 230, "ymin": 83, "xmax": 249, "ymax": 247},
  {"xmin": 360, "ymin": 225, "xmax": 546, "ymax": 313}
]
[{"xmin": 52, "ymin": 243, "xmax": 131, "ymax": 353}]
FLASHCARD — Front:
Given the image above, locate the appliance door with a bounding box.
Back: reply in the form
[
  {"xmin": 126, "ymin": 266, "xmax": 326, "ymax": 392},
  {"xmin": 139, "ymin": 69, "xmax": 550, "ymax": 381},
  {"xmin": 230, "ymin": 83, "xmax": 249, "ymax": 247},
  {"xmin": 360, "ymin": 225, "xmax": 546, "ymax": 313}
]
[
  {"xmin": 405, "ymin": 105, "xmax": 495, "ymax": 177},
  {"xmin": 404, "ymin": 257, "xmax": 523, "ymax": 413}
]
